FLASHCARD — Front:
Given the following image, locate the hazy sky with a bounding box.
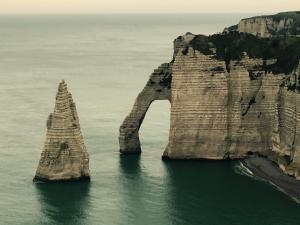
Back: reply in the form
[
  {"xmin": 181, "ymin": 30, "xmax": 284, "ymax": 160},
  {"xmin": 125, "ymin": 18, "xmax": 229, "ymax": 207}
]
[{"xmin": 0, "ymin": 0, "xmax": 299, "ymax": 14}]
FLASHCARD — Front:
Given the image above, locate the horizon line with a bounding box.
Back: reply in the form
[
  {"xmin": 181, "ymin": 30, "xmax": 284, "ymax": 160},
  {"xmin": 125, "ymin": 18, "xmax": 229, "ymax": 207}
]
[{"xmin": 0, "ymin": 11, "xmax": 287, "ymax": 15}]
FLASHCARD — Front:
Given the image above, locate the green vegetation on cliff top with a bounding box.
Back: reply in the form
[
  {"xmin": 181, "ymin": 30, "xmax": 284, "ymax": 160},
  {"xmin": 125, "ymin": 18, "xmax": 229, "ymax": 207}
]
[{"xmin": 190, "ymin": 32, "xmax": 300, "ymax": 74}]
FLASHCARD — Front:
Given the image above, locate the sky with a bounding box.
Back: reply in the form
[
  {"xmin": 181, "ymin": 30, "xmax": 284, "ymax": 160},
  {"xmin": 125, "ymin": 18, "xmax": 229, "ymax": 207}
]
[{"xmin": 0, "ymin": 0, "xmax": 299, "ymax": 14}]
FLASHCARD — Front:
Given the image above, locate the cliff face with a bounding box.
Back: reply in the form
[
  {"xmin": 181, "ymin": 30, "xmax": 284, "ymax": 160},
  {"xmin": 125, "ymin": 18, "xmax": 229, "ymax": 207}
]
[
  {"xmin": 34, "ymin": 80, "xmax": 90, "ymax": 181},
  {"xmin": 164, "ymin": 47, "xmax": 300, "ymax": 179},
  {"xmin": 274, "ymin": 87, "xmax": 300, "ymax": 178},
  {"xmin": 164, "ymin": 49, "xmax": 281, "ymax": 159},
  {"xmin": 120, "ymin": 16, "xmax": 300, "ymax": 180},
  {"xmin": 237, "ymin": 17, "xmax": 293, "ymax": 37},
  {"xmin": 225, "ymin": 11, "xmax": 300, "ymax": 37}
]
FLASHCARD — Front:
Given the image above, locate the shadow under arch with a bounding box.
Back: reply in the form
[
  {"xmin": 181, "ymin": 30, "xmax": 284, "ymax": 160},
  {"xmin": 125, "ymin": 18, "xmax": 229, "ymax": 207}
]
[
  {"xmin": 34, "ymin": 182, "xmax": 91, "ymax": 225},
  {"xmin": 119, "ymin": 63, "xmax": 172, "ymax": 155}
]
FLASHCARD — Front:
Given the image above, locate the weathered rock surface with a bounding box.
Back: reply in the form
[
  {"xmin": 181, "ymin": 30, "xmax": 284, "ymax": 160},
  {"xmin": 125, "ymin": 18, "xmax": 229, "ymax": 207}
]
[
  {"xmin": 164, "ymin": 49, "xmax": 282, "ymax": 160},
  {"xmin": 119, "ymin": 63, "xmax": 172, "ymax": 154},
  {"xmin": 237, "ymin": 16, "xmax": 293, "ymax": 38},
  {"xmin": 34, "ymin": 80, "xmax": 90, "ymax": 182},
  {"xmin": 119, "ymin": 12, "xmax": 300, "ymax": 179},
  {"xmin": 163, "ymin": 47, "xmax": 300, "ymax": 179}
]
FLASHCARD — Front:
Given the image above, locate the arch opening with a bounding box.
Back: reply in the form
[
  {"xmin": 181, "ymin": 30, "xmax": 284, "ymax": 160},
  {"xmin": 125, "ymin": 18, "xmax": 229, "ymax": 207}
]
[
  {"xmin": 119, "ymin": 62, "xmax": 172, "ymax": 154},
  {"xmin": 139, "ymin": 100, "xmax": 170, "ymax": 156}
]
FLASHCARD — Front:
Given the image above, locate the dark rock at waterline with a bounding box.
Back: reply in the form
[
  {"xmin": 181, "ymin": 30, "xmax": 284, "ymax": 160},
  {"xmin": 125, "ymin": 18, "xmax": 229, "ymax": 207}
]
[{"xmin": 33, "ymin": 175, "xmax": 91, "ymax": 183}]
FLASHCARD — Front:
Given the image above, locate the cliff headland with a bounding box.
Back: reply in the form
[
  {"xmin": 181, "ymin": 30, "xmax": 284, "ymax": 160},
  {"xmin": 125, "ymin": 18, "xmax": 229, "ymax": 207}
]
[{"xmin": 120, "ymin": 12, "xmax": 300, "ymax": 200}]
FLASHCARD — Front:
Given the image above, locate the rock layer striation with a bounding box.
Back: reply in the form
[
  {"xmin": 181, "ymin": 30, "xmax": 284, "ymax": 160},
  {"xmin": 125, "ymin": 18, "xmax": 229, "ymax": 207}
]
[
  {"xmin": 34, "ymin": 80, "xmax": 90, "ymax": 182},
  {"xmin": 119, "ymin": 63, "xmax": 172, "ymax": 154}
]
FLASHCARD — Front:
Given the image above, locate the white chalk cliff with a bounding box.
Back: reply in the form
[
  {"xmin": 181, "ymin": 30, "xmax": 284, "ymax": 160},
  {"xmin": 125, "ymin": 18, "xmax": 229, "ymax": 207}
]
[
  {"xmin": 120, "ymin": 14, "xmax": 300, "ymax": 180},
  {"xmin": 224, "ymin": 11, "xmax": 300, "ymax": 37},
  {"xmin": 237, "ymin": 17, "xmax": 293, "ymax": 38},
  {"xmin": 34, "ymin": 80, "xmax": 90, "ymax": 182}
]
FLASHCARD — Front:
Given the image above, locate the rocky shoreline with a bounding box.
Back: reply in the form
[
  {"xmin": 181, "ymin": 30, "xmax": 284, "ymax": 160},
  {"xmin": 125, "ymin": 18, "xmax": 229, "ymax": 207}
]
[{"xmin": 241, "ymin": 157, "xmax": 300, "ymax": 202}]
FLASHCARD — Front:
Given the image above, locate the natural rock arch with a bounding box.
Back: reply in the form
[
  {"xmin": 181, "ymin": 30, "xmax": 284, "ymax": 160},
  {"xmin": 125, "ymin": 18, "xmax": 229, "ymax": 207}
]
[{"xmin": 119, "ymin": 63, "xmax": 172, "ymax": 154}]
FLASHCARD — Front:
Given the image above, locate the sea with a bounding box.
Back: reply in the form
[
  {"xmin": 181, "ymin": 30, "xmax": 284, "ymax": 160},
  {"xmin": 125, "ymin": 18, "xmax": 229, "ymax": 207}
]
[{"xmin": 0, "ymin": 14, "xmax": 299, "ymax": 225}]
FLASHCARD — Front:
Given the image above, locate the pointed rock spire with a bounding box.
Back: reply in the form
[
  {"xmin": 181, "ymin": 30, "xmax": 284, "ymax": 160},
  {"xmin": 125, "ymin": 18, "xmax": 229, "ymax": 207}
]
[{"xmin": 34, "ymin": 80, "xmax": 90, "ymax": 182}]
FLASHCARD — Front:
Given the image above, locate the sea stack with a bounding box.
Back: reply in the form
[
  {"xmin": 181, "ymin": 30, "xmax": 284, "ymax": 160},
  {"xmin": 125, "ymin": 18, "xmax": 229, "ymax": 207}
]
[{"xmin": 33, "ymin": 80, "xmax": 90, "ymax": 182}]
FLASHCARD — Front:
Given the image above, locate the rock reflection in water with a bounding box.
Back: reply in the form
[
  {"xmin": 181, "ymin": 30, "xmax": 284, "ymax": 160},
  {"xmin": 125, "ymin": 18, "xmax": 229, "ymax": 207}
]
[{"xmin": 35, "ymin": 182, "xmax": 90, "ymax": 225}]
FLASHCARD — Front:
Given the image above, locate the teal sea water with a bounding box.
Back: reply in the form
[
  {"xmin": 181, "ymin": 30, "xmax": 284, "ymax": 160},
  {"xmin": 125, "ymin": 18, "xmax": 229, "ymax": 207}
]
[{"xmin": 0, "ymin": 14, "xmax": 299, "ymax": 225}]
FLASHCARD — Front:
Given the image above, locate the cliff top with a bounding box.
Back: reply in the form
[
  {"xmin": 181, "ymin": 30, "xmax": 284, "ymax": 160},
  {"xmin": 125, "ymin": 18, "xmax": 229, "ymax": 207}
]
[
  {"xmin": 189, "ymin": 32, "xmax": 300, "ymax": 74},
  {"xmin": 241, "ymin": 11, "xmax": 300, "ymax": 22},
  {"xmin": 175, "ymin": 11, "xmax": 300, "ymax": 75}
]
